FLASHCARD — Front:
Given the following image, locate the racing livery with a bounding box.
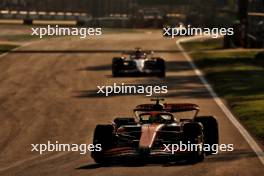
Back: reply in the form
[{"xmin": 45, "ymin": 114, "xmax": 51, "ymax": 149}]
[
  {"xmin": 112, "ymin": 48, "xmax": 166, "ymax": 77},
  {"xmin": 91, "ymin": 98, "xmax": 219, "ymax": 164}
]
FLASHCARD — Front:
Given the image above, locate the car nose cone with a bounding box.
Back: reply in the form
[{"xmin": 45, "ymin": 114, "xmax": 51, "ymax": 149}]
[{"xmin": 134, "ymin": 59, "xmax": 145, "ymax": 71}]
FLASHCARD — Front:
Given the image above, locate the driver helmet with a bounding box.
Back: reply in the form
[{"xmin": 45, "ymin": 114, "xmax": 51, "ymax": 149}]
[
  {"xmin": 150, "ymin": 112, "xmax": 163, "ymax": 123},
  {"xmin": 135, "ymin": 48, "xmax": 143, "ymax": 58}
]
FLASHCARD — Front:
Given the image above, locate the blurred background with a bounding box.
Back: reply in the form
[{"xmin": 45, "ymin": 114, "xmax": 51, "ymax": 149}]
[{"xmin": 0, "ymin": 0, "xmax": 263, "ymax": 48}]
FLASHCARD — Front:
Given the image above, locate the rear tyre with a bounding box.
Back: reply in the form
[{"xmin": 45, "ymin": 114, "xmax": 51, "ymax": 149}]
[
  {"xmin": 112, "ymin": 57, "xmax": 123, "ymax": 77},
  {"xmin": 91, "ymin": 125, "xmax": 115, "ymax": 164},
  {"xmin": 183, "ymin": 122, "xmax": 204, "ymax": 163},
  {"xmin": 194, "ymin": 116, "xmax": 219, "ymax": 155}
]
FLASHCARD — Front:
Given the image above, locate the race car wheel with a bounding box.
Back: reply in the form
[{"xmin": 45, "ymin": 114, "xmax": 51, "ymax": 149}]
[
  {"xmin": 112, "ymin": 57, "xmax": 123, "ymax": 77},
  {"xmin": 194, "ymin": 116, "xmax": 219, "ymax": 155},
  {"xmin": 91, "ymin": 125, "xmax": 115, "ymax": 164},
  {"xmin": 183, "ymin": 122, "xmax": 204, "ymax": 163},
  {"xmin": 156, "ymin": 58, "xmax": 166, "ymax": 77}
]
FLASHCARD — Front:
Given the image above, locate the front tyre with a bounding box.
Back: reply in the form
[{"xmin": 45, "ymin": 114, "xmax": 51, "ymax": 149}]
[
  {"xmin": 183, "ymin": 122, "xmax": 204, "ymax": 163},
  {"xmin": 91, "ymin": 125, "xmax": 115, "ymax": 164},
  {"xmin": 156, "ymin": 58, "xmax": 166, "ymax": 77},
  {"xmin": 194, "ymin": 116, "xmax": 219, "ymax": 155},
  {"xmin": 112, "ymin": 58, "xmax": 123, "ymax": 77}
]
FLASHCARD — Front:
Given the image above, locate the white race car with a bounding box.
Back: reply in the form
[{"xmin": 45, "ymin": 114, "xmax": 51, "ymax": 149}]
[{"xmin": 112, "ymin": 48, "xmax": 166, "ymax": 77}]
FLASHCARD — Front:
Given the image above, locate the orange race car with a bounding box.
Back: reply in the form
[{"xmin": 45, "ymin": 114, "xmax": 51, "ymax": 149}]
[{"xmin": 91, "ymin": 98, "xmax": 219, "ymax": 164}]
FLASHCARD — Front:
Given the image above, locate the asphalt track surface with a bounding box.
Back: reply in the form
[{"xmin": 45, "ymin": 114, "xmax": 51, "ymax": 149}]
[{"xmin": 0, "ymin": 30, "xmax": 263, "ymax": 175}]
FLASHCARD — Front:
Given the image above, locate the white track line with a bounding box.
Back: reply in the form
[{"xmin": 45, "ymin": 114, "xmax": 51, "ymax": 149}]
[
  {"xmin": 176, "ymin": 37, "xmax": 264, "ymax": 165},
  {"xmin": 0, "ymin": 152, "xmax": 69, "ymax": 172},
  {"xmin": 0, "ymin": 155, "xmax": 40, "ymax": 172},
  {"xmin": 0, "ymin": 40, "xmax": 79, "ymax": 172},
  {"xmin": 0, "ymin": 40, "xmax": 51, "ymax": 173},
  {"xmin": 0, "ymin": 41, "xmax": 35, "ymax": 59},
  {"xmin": 0, "ymin": 41, "xmax": 39, "ymax": 173}
]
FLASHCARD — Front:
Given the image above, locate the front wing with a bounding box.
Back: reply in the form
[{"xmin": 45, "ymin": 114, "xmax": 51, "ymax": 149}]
[{"xmin": 95, "ymin": 146, "xmax": 193, "ymax": 163}]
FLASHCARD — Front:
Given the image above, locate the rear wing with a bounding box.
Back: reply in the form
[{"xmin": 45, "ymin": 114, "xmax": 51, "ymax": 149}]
[
  {"xmin": 134, "ymin": 103, "xmax": 200, "ymax": 114},
  {"xmin": 122, "ymin": 50, "xmax": 154, "ymax": 55}
]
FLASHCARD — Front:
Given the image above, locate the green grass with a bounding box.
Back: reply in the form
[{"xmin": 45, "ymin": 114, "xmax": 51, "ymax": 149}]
[
  {"xmin": 182, "ymin": 39, "xmax": 264, "ymax": 141},
  {"xmin": 0, "ymin": 29, "xmax": 144, "ymax": 43},
  {"xmin": 182, "ymin": 38, "xmax": 223, "ymax": 51},
  {"xmin": 1, "ymin": 34, "xmax": 39, "ymax": 42},
  {"xmin": 103, "ymin": 28, "xmax": 153, "ymax": 34},
  {"xmin": 1, "ymin": 34, "xmax": 60, "ymax": 42},
  {"xmin": 0, "ymin": 44, "xmax": 19, "ymax": 54}
]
